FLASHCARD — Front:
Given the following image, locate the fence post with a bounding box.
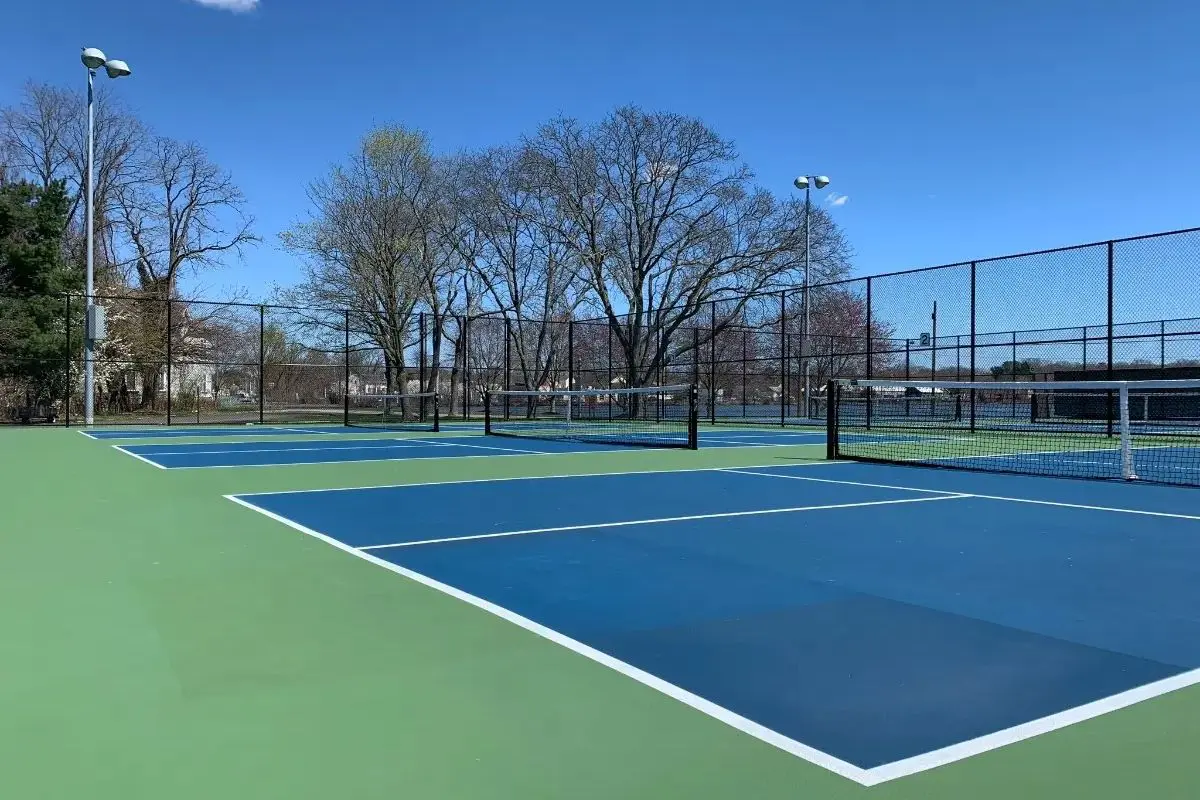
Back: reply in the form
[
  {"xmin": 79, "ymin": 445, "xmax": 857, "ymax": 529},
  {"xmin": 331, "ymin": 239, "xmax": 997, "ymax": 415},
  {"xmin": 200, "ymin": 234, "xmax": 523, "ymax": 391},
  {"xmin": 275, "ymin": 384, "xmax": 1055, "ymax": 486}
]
[
  {"xmin": 503, "ymin": 319, "xmax": 511, "ymax": 419},
  {"xmin": 1106, "ymin": 240, "xmax": 1115, "ymax": 436},
  {"xmin": 258, "ymin": 305, "xmax": 265, "ymax": 425},
  {"xmin": 904, "ymin": 338, "xmax": 911, "ymax": 415},
  {"xmin": 344, "ymin": 310, "xmax": 351, "ymax": 426},
  {"xmin": 607, "ymin": 322, "xmax": 613, "ymax": 421},
  {"xmin": 419, "ymin": 312, "xmax": 427, "ymax": 396},
  {"xmin": 1161, "ymin": 319, "xmax": 1166, "ymax": 377},
  {"xmin": 969, "ymin": 261, "xmax": 976, "ymax": 432},
  {"xmin": 865, "ymin": 277, "xmax": 872, "ymax": 429},
  {"xmin": 1011, "ymin": 331, "xmax": 1018, "ymax": 418},
  {"xmin": 568, "ymin": 319, "xmax": 575, "ymax": 391},
  {"xmin": 462, "ymin": 315, "xmax": 470, "ymax": 421},
  {"xmin": 741, "ymin": 327, "xmax": 748, "ymax": 420},
  {"xmin": 780, "ymin": 291, "xmax": 787, "ymax": 426},
  {"xmin": 64, "ymin": 294, "xmax": 71, "ymax": 426},
  {"xmin": 166, "ymin": 298, "xmax": 173, "ymax": 425},
  {"xmin": 693, "ymin": 327, "xmax": 700, "ymax": 389},
  {"xmin": 709, "ymin": 301, "xmax": 717, "ymax": 424}
]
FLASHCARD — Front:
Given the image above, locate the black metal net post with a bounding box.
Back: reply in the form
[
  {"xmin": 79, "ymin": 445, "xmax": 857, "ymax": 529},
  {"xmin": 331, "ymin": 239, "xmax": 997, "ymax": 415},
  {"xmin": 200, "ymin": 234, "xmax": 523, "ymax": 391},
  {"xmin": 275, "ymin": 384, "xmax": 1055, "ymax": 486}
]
[
  {"xmin": 825, "ymin": 380, "xmax": 838, "ymax": 460},
  {"xmin": 687, "ymin": 385, "xmax": 699, "ymax": 450}
]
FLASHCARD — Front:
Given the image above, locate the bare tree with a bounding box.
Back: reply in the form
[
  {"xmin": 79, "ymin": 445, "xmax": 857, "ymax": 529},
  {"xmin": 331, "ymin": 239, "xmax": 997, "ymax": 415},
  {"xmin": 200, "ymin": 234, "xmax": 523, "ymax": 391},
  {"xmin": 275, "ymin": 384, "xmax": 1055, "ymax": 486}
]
[
  {"xmin": 116, "ymin": 136, "xmax": 256, "ymax": 295},
  {"xmin": 0, "ymin": 82, "xmax": 144, "ymax": 282},
  {"xmin": 0, "ymin": 82, "xmax": 74, "ymax": 189},
  {"xmin": 112, "ymin": 136, "xmax": 257, "ymax": 408},
  {"xmin": 449, "ymin": 146, "xmax": 585, "ymax": 394},
  {"xmin": 279, "ymin": 125, "xmax": 436, "ymax": 394},
  {"xmin": 525, "ymin": 106, "xmax": 852, "ymax": 396}
]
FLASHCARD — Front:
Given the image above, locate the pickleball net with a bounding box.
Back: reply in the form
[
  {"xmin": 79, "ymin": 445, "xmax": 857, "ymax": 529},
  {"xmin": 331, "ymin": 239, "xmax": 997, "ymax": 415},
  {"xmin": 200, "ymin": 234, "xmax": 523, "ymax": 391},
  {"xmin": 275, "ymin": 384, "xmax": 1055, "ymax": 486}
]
[
  {"xmin": 484, "ymin": 384, "xmax": 699, "ymax": 449},
  {"xmin": 346, "ymin": 392, "xmax": 439, "ymax": 432},
  {"xmin": 827, "ymin": 379, "xmax": 1200, "ymax": 486}
]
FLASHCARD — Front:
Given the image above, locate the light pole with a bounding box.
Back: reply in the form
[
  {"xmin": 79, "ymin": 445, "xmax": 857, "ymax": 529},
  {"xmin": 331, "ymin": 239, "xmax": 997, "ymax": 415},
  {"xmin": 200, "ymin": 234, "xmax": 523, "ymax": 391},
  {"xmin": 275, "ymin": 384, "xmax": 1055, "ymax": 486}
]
[
  {"xmin": 793, "ymin": 175, "xmax": 830, "ymax": 418},
  {"xmin": 81, "ymin": 48, "xmax": 131, "ymax": 426}
]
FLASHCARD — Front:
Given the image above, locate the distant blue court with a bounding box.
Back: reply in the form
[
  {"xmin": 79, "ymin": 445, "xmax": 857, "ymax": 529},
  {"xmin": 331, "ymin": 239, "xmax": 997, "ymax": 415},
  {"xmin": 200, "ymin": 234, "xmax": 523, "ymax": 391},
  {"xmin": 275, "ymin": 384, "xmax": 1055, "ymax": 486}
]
[{"xmin": 115, "ymin": 429, "xmax": 826, "ymax": 468}]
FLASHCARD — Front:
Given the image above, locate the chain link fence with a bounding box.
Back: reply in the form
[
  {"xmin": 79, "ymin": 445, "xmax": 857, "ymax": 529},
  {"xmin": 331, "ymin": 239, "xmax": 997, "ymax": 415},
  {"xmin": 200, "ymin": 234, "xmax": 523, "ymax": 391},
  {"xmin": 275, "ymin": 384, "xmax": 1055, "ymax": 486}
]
[{"xmin": 4, "ymin": 226, "xmax": 1200, "ymax": 426}]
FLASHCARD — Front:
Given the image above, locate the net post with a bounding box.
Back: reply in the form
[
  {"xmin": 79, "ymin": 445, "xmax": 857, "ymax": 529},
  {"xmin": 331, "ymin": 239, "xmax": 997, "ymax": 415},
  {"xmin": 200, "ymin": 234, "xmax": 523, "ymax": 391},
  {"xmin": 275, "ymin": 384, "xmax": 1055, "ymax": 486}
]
[
  {"xmin": 825, "ymin": 380, "xmax": 838, "ymax": 460},
  {"xmin": 432, "ymin": 392, "xmax": 440, "ymax": 433},
  {"xmin": 688, "ymin": 384, "xmax": 699, "ymax": 450},
  {"xmin": 483, "ymin": 391, "xmax": 492, "ymax": 436},
  {"xmin": 1119, "ymin": 384, "xmax": 1136, "ymax": 480},
  {"xmin": 166, "ymin": 298, "xmax": 173, "ymax": 426}
]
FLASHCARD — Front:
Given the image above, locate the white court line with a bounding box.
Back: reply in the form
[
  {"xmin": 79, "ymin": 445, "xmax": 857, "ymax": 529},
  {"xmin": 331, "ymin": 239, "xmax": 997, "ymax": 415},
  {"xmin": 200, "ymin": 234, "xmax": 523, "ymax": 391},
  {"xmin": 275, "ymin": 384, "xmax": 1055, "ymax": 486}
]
[
  {"xmin": 77, "ymin": 429, "xmax": 101, "ymax": 440},
  {"xmin": 223, "ymin": 494, "xmax": 875, "ymax": 785},
  {"xmin": 130, "ymin": 447, "xmax": 704, "ymax": 470},
  {"xmin": 702, "ymin": 431, "xmax": 825, "ymax": 440},
  {"xmin": 867, "ymin": 667, "xmax": 1200, "ymax": 784},
  {"xmin": 1063, "ymin": 459, "xmax": 1200, "ymax": 473},
  {"xmin": 360, "ymin": 495, "xmax": 970, "ymax": 551},
  {"xmin": 111, "ymin": 445, "xmax": 168, "ymax": 470},
  {"xmin": 410, "ymin": 439, "xmax": 547, "ymax": 455},
  {"xmin": 720, "ymin": 469, "xmax": 960, "ymax": 496},
  {"xmin": 116, "ymin": 441, "xmax": 436, "ymax": 457},
  {"xmin": 232, "ymin": 459, "xmax": 849, "ymax": 497},
  {"xmin": 725, "ymin": 468, "xmax": 1200, "ymax": 522},
  {"xmin": 83, "ymin": 430, "xmax": 492, "ymax": 448},
  {"xmin": 702, "ymin": 438, "xmax": 823, "ymax": 448}
]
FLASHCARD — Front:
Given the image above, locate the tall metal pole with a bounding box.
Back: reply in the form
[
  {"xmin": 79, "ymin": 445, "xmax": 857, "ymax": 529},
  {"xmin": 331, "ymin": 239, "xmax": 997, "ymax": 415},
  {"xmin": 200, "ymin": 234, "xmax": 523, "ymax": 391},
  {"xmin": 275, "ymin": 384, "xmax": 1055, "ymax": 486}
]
[
  {"xmin": 803, "ymin": 185, "xmax": 812, "ymax": 419},
  {"xmin": 84, "ymin": 68, "xmax": 96, "ymax": 426}
]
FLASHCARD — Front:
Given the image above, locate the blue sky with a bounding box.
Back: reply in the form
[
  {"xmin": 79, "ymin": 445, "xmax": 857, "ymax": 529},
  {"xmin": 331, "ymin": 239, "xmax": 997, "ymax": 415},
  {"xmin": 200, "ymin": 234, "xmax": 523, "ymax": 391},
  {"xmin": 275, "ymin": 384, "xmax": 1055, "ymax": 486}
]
[{"xmin": 3, "ymin": 0, "xmax": 1198, "ymax": 335}]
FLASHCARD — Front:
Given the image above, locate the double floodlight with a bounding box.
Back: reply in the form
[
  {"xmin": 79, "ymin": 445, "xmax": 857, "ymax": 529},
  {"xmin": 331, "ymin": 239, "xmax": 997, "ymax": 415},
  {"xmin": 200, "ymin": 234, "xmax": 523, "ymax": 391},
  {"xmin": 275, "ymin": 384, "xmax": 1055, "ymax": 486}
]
[
  {"xmin": 81, "ymin": 47, "xmax": 131, "ymax": 79},
  {"xmin": 793, "ymin": 175, "xmax": 830, "ymax": 191}
]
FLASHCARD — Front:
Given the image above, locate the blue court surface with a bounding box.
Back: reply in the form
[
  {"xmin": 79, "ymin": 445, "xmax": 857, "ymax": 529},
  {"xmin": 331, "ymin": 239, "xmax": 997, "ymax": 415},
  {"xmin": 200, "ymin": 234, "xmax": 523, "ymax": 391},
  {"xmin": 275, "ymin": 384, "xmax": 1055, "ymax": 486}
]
[
  {"xmin": 114, "ymin": 429, "xmax": 827, "ymax": 469},
  {"xmin": 228, "ymin": 461, "xmax": 1200, "ymax": 779}
]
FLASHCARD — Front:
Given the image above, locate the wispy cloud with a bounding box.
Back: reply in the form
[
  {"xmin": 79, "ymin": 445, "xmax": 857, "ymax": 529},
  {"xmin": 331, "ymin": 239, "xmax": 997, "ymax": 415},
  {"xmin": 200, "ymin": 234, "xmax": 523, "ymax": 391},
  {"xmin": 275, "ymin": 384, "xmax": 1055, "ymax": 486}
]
[
  {"xmin": 826, "ymin": 193, "xmax": 849, "ymax": 207},
  {"xmin": 191, "ymin": 0, "xmax": 259, "ymax": 12}
]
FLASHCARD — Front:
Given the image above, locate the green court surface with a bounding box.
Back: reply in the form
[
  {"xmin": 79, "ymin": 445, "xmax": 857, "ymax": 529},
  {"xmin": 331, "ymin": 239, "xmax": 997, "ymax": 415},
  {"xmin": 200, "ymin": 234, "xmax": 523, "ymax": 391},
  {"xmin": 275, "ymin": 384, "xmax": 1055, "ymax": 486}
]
[{"xmin": 3, "ymin": 427, "xmax": 1199, "ymax": 799}]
